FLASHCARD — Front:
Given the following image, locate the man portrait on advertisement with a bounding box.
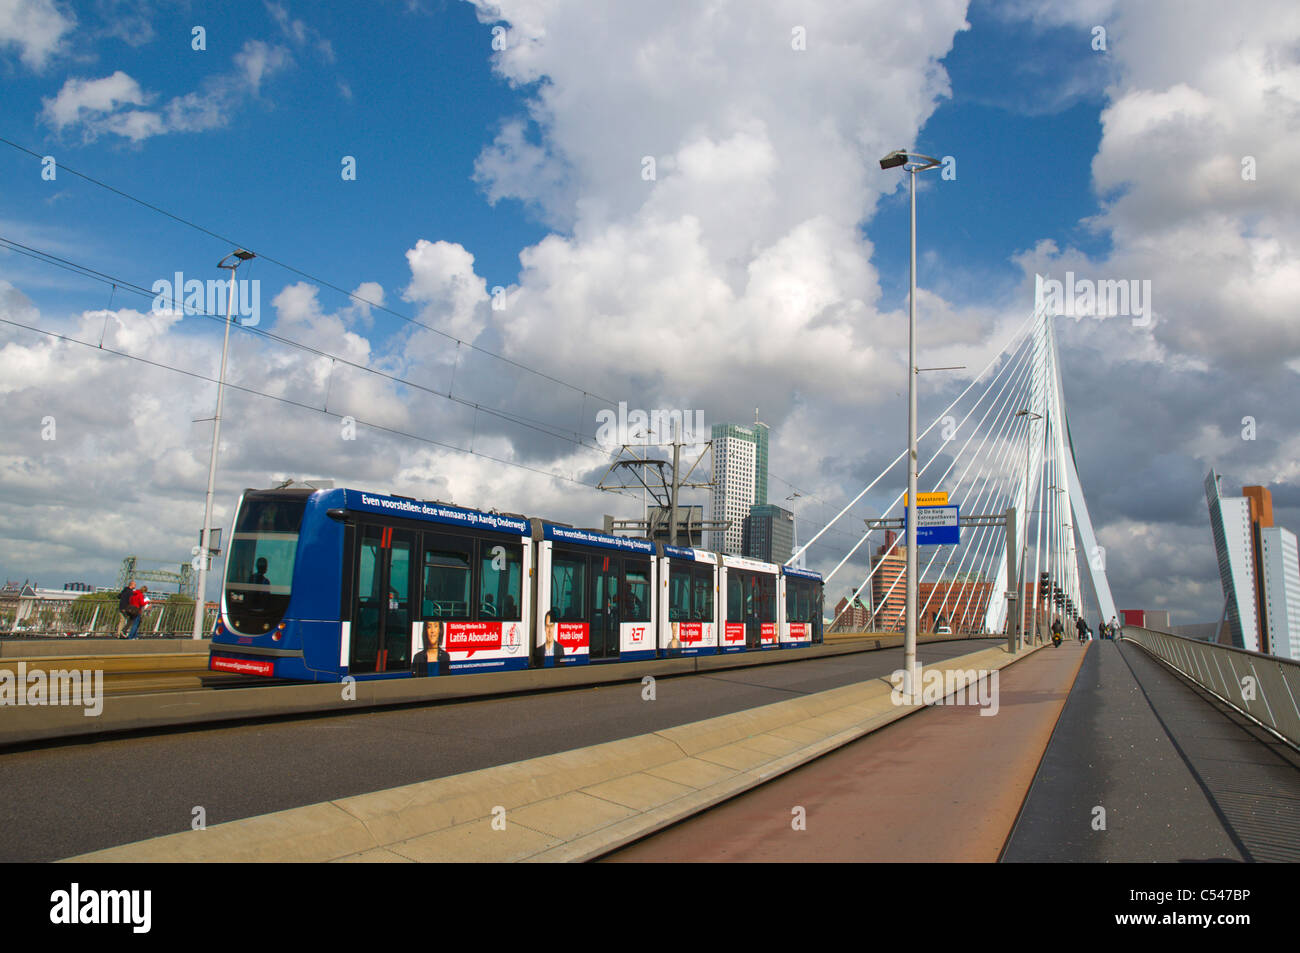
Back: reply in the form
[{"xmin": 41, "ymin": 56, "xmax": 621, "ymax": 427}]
[{"xmin": 541, "ymin": 609, "xmax": 565, "ymax": 666}]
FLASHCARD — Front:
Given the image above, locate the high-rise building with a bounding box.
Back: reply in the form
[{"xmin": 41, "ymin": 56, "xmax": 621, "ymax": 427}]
[
  {"xmin": 708, "ymin": 419, "xmax": 770, "ymax": 554},
  {"xmin": 1259, "ymin": 526, "xmax": 1300, "ymax": 660},
  {"xmin": 871, "ymin": 530, "xmax": 907, "ymax": 632},
  {"xmin": 1205, "ymin": 470, "xmax": 1260, "ymax": 651},
  {"xmin": 743, "ymin": 504, "xmax": 794, "ymax": 565}
]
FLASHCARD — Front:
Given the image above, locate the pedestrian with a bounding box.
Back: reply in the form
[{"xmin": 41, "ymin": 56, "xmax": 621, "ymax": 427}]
[
  {"xmin": 1076, "ymin": 616, "xmax": 1088, "ymax": 642},
  {"xmin": 127, "ymin": 586, "xmax": 150, "ymax": 639},
  {"xmin": 116, "ymin": 579, "xmax": 136, "ymax": 638},
  {"xmin": 1111, "ymin": 615, "xmax": 1122, "ymax": 640}
]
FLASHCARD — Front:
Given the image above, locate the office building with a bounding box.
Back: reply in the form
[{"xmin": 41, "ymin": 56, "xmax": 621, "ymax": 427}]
[
  {"xmin": 1259, "ymin": 526, "xmax": 1300, "ymax": 660},
  {"xmin": 1204, "ymin": 470, "xmax": 1260, "ymax": 651},
  {"xmin": 743, "ymin": 504, "xmax": 794, "ymax": 565},
  {"xmin": 708, "ymin": 419, "xmax": 770, "ymax": 555}
]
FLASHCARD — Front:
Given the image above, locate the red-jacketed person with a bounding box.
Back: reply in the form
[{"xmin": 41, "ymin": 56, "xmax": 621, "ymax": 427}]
[{"xmin": 127, "ymin": 586, "xmax": 150, "ymax": 639}]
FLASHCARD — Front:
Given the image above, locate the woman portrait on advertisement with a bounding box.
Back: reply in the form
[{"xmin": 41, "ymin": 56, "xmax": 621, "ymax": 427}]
[
  {"xmin": 415, "ymin": 619, "xmax": 451, "ymax": 676},
  {"xmin": 541, "ymin": 609, "xmax": 565, "ymax": 666}
]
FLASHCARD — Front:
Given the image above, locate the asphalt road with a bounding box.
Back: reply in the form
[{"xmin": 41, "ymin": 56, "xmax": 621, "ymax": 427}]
[
  {"xmin": 0, "ymin": 638, "xmax": 1001, "ymax": 862},
  {"xmin": 1002, "ymin": 639, "xmax": 1300, "ymax": 862}
]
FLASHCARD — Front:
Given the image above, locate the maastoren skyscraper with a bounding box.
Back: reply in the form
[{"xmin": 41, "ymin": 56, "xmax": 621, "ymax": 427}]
[{"xmin": 709, "ymin": 418, "xmax": 769, "ymax": 555}]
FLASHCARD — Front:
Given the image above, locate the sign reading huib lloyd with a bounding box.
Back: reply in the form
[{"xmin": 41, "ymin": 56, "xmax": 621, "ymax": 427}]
[
  {"xmin": 0, "ymin": 663, "xmax": 103, "ymax": 717},
  {"xmin": 151, "ymin": 272, "xmax": 260, "ymax": 326},
  {"xmin": 1036, "ymin": 272, "xmax": 1151, "ymax": 327}
]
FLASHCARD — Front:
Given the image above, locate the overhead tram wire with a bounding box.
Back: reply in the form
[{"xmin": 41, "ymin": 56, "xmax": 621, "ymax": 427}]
[
  {"xmin": 0, "ymin": 234, "xmax": 619, "ymax": 456},
  {"xmin": 0, "ymin": 134, "xmax": 618, "ymax": 411},
  {"xmin": 0, "ymin": 313, "xmax": 641, "ymax": 501}
]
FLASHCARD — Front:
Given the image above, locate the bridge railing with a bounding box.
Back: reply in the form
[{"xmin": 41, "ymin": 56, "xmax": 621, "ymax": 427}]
[
  {"xmin": 1123, "ymin": 625, "xmax": 1300, "ymax": 749},
  {"xmin": 0, "ymin": 596, "xmax": 218, "ymax": 639}
]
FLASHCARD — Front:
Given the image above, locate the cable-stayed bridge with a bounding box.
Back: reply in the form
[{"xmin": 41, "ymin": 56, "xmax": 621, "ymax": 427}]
[{"xmin": 793, "ymin": 298, "xmax": 1117, "ymax": 640}]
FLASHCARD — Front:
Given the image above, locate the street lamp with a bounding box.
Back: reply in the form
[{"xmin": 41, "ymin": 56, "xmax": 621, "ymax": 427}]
[
  {"xmin": 1014, "ymin": 409, "xmax": 1042, "ymax": 648},
  {"xmin": 880, "ymin": 150, "xmax": 941, "ymax": 699},
  {"xmin": 192, "ymin": 249, "xmax": 256, "ymax": 640}
]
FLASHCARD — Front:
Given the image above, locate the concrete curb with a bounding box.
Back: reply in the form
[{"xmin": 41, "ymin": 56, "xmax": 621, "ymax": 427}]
[{"xmin": 66, "ymin": 641, "xmax": 1043, "ymax": 863}]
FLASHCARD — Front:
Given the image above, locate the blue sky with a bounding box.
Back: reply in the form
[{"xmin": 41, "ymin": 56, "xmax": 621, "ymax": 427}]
[{"xmin": 3, "ymin": 0, "xmax": 1299, "ymax": 630}]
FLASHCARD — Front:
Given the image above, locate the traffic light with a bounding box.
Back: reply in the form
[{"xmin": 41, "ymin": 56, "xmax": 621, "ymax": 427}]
[{"xmin": 1039, "ymin": 572, "xmax": 1050, "ymax": 600}]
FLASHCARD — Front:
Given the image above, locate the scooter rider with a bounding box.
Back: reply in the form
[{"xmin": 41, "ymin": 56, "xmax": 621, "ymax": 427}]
[{"xmin": 1051, "ymin": 617, "xmax": 1064, "ymax": 647}]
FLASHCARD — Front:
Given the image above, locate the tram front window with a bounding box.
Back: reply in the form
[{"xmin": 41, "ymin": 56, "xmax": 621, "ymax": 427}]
[{"xmin": 224, "ymin": 494, "xmax": 307, "ymax": 635}]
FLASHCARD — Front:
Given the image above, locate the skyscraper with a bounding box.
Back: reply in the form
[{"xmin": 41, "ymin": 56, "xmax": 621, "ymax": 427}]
[
  {"xmin": 1259, "ymin": 526, "xmax": 1300, "ymax": 660},
  {"xmin": 743, "ymin": 503, "xmax": 794, "ymax": 564},
  {"xmin": 709, "ymin": 419, "xmax": 770, "ymax": 554},
  {"xmin": 1205, "ymin": 470, "xmax": 1260, "ymax": 651}
]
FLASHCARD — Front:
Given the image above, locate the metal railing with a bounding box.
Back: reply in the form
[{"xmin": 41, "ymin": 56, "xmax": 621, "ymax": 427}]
[
  {"xmin": 0, "ymin": 596, "xmax": 218, "ymax": 639},
  {"xmin": 1123, "ymin": 625, "xmax": 1300, "ymax": 750}
]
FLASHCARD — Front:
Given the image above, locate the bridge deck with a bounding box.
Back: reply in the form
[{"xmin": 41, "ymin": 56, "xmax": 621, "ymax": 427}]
[{"xmin": 604, "ymin": 639, "xmax": 1300, "ymax": 861}]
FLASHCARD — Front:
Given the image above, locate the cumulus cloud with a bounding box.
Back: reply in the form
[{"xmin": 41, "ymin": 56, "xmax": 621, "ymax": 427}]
[
  {"xmin": 0, "ymin": 0, "xmax": 74, "ymax": 70},
  {"xmin": 39, "ymin": 39, "xmax": 292, "ymax": 142}
]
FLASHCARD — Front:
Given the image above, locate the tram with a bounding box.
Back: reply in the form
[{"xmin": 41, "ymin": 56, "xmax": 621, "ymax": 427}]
[{"xmin": 209, "ymin": 486, "xmax": 823, "ymax": 682}]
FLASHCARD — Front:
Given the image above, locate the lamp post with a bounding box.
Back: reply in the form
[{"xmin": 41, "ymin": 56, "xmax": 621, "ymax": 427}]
[
  {"xmin": 881, "ymin": 149, "xmax": 941, "ymax": 699},
  {"xmin": 1014, "ymin": 409, "xmax": 1042, "ymax": 648},
  {"xmin": 192, "ymin": 249, "xmax": 256, "ymax": 640}
]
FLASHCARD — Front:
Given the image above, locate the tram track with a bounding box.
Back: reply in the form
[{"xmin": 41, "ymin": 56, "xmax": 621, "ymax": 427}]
[{"xmin": 0, "ymin": 634, "xmax": 996, "ymax": 749}]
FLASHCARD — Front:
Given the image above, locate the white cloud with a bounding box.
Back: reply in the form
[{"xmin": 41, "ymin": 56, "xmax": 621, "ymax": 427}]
[
  {"xmin": 0, "ymin": 0, "xmax": 73, "ymax": 70},
  {"xmin": 39, "ymin": 40, "xmax": 293, "ymax": 142}
]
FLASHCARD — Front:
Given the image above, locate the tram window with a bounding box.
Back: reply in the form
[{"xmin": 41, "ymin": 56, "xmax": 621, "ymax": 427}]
[
  {"xmin": 762, "ymin": 575, "xmax": 776, "ymax": 619},
  {"xmin": 479, "ymin": 542, "xmax": 522, "ymax": 621},
  {"xmin": 669, "ymin": 570, "xmax": 692, "ymax": 622},
  {"xmin": 727, "ymin": 573, "xmax": 742, "ymax": 621},
  {"xmin": 423, "ymin": 535, "xmax": 472, "ymax": 619},
  {"xmin": 623, "ymin": 561, "xmax": 650, "ymax": 623},
  {"xmin": 551, "ymin": 551, "xmax": 587, "ymax": 621},
  {"xmin": 692, "ymin": 567, "xmax": 713, "ymax": 621}
]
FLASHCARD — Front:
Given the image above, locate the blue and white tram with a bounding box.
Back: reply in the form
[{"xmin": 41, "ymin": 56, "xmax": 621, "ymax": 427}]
[
  {"xmin": 209, "ymin": 486, "xmax": 821, "ymax": 682},
  {"xmin": 660, "ymin": 546, "xmax": 718, "ymax": 657}
]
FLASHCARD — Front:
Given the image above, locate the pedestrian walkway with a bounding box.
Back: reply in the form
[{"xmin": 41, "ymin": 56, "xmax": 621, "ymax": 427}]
[{"xmin": 1003, "ymin": 639, "xmax": 1300, "ymax": 862}]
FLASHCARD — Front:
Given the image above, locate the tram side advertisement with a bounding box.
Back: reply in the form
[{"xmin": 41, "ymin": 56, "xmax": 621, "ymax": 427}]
[{"xmin": 415, "ymin": 620, "xmax": 529, "ymax": 673}]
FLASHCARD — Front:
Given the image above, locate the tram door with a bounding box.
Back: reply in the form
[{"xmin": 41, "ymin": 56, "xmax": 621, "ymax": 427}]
[
  {"xmin": 352, "ymin": 525, "xmax": 416, "ymax": 674},
  {"xmin": 591, "ymin": 556, "xmax": 619, "ymax": 660}
]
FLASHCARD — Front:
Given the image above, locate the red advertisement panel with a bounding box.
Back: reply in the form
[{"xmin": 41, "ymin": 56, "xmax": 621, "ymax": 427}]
[
  {"xmin": 210, "ymin": 656, "xmax": 274, "ymax": 677},
  {"xmin": 788, "ymin": 622, "xmax": 809, "ymax": 640},
  {"xmin": 760, "ymin": 622, "xmax": 778, "ymax": 643},
  {"xmin": 445, "ymin": 622, "xmax": 503, "ymax": 657},
  {"xmin": 723, "ymin": 622, "xmax": 745, "ymax": 643},
  {"xmin": 557, "ymin": 622, "xmax": 588, "ymax": 650},
  {"xmin": 675, "ymin": 622, "xmax": 704, "ymax": 645}
]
